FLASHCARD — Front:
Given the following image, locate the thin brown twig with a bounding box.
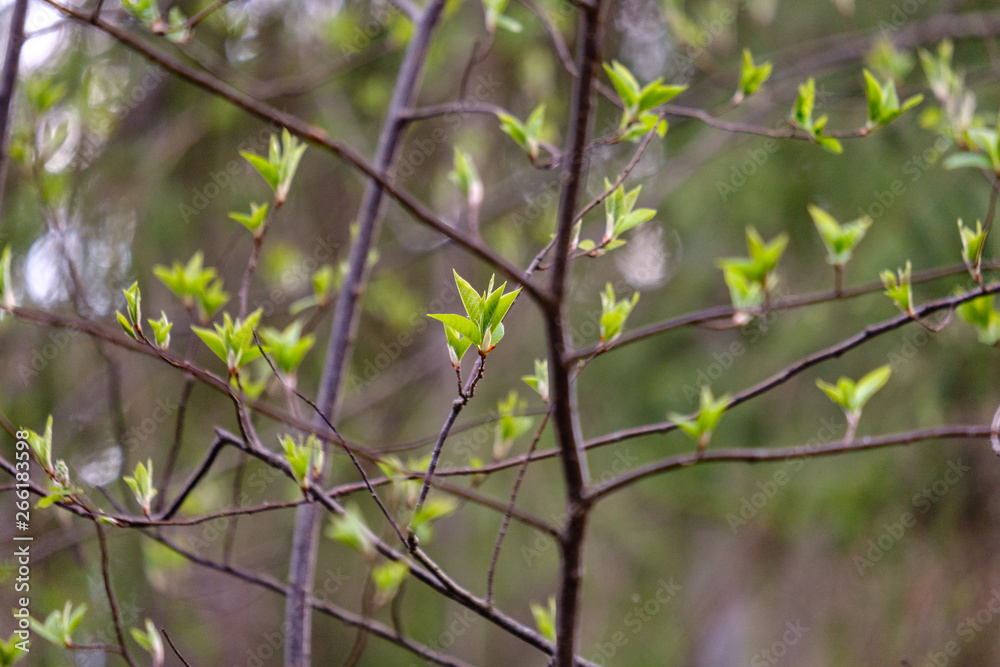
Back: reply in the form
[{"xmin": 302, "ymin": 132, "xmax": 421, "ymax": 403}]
[
  {"xmin": 162, "ymin": 628, "xmax": 193, "ymax": 666},
  {"xmin": 487, "ymin": 408, "xmax": 552, "ymax": 605}
]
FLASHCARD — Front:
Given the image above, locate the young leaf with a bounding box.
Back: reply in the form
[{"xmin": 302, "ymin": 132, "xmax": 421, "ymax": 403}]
[
  {"xmin": 522, "ymin": 359, "xmax": 549, "ymax": 402},
  {"xmin": 599, "ymin": 283, "xmax": 639, "ymax": 343},
  {"xmin": 26, "ymin": 415, "xmax": 54, "ymax": 471},
  {"xmin": 260, "ymin": 320, "xmax": 315, "ymax": 375},
  {"xmin": 957, "ymin": 294, "xmax": 1000, "ymax": 346},
  {"xmin": 130, "ymin": 619, "xmax": 165, "ymax": 666},
  {"xmin": 816, "ymin": 365, "xmax": 892, "ymax": 417},
  {"xmin": 957, "ymin": 218, "xmax": 987, "ymax": 280},
  {"xmin": 737, "ymin": 49, "xmax": 773, "ymax": 100},
  {"xmin": 448, "ymin": 147, "xmax": 484, "ymax": 208},
  {"xmin": 808, "ymin": 205, "xmax": 872, "ymax": 266},
  {"xmin": 372, "ymin": 561, "xmax": 410, "ymax": 607},
  {"xmin": 228, "ymin": 202, "xmax": 269, "ymax": 238},
  {"xmin": 668, "ymin": 385, "xmax": 730, "ymax": 452},
  {"xmin": 124, "ymin": 459, "xmax": 157, "ymax": 516},
  {"xmin": 880, "ymin": 261, "xmax": 913, "ymax": 314},
  {"xmin": 281, "ymin": 434, "xmax": 324, "ymax": 491},
  {"xmin": 148, "ymin": 311, "xmax": 173, "ymax": 350},
  {"xmin": 530, "ymin": 596, "xmax": 557, "ymax": 643},
  {"xmin": 494, "ymin": 391, "xmax": 534, "ymax": 460},
  {"xmin": 326, "ymin": 505, "xmax": 375, "ymax": 560}
]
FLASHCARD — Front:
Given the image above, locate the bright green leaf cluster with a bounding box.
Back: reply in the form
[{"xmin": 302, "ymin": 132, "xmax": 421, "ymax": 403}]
[
  {"xmin": 241, "ymin": 129, "xmax": 308, "ymax": 205},
  {"xmin": 808, "ymin": 205, "xmax": 871, "ymax": 266},
  {"xmin": 957, "ymin": 295, "xmax": 1000, "ymax": 346},
  {"xmin": 668, "ymin": 385, "xmax": 730, "ymax": 452},
  {"xmin": 482, "ymin": 0, "xmax": 522, "ymax": 33},
  {"xmin": 29, "ymin": 602, "xmax": 87, "ymax": 647},
  {"xmin": 498, "ymin": 105, "xmax": 546, "ymax": 161},
  {"xmin": 130, "ymin": 619, "xmax": 165, "ymax": 666},
  {"xmin": 191, "ymin": 308, "xmax": 265, "ymax": 374},
  {"xmin": 599, "ymin": 283, "xmax": 639, "ymax": 343},
  {"xmin": 228, "ymin": 202, "xmax": 269, "ymax": 239},
  {"xmin": 791, "ymin": 78, "xmax": 842, "ymax": 153},
  {"xmin": 603, "ymin": 61, "xmax": 684, "ymax": 142},
  {"xmin": 281, "ymin": 434, "xmax": 324, "ymax": 491},
  {"xmin": 0, "ymin": 634, "xmax": 26, "ymax": 665},
  {"xmin": 24, "ymin": 416, "xmax": 77, "ymax": 509},
  {"xmin": 920, "ymin": 40, "xmax": 963, "ymax": 105},
  {"xmin": 148, "ymin": 311, "xmax": 172, "ymax": 350},
  {"xmin": 522, "ymin": 359, "xmax": 549, "ymax": 403},
  {"xmin": 816, "ymin": 365, "xmax": 892, "ymax": 419},
  {"xmin": 530, "ymin": 596, "xmax": 557, "ymax": 643},
  {"xmin": 124, "ymin": 460, "xmax": 157, "ymax": 517},
  {"xmin": 494, "ymin": 391, "xmax": 534, "ymax": 460},
  {"xmin": 448, "ymin": 147, "xmax": 483, "ymax": 208},
  {"xmin": 326, "ymin": 504, "xmax": 376, "ymax": 561},
  {"xmin": 957, "ymin": 218, "xmax": 987, "ymax": 281},
  {"xmin": 429, "ymin": 271, "xmax": 521, "ymax": 364},
  {"xmin": 372, "ymin": 561, "xmax": 410, "ymax": 607},
  {"xmin": 736, "ymin": 49, "xmax": 773, "ymax": 101},
  {"xmin": 944, "ymin": 124, "xmax": 1000, "ymax": 174},
  {"xmin": 261, "ymin": 320, "xmax": 315, "ymax": 375},
  {"xmin": 116, "ymin": 281, "xmax": 143, "ymax": 341},
  {"xmin": 154, "ymin": 253, "xmax": 229, "ymax": 322},
  {"xmin": 717, "ymin": 227, "xmax": 788, "ymax": 315},
  {"xmin": 863, "ymin": 69, "xmax": 923, "ymax": 128},
  {"xmin": 880, "ymin": 261, "xmax": 913, "ymax": 314},
  {"xmin": 578, "ymin": 180, "xmax": 656, "ymax": 255}
]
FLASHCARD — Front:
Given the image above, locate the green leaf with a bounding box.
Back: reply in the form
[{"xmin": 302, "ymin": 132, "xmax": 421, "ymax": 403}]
[
  {"xmin": 26, "ymin": 415, "xmax": 54, "ymax": 470},
  {"xmin": 604, "ymin": 61, "xmax": 641, "ymax": 110},
  {"xmin": 738, "ymin": 49, "xmax": 773, "ymax": 98},
  {"xmin": 326, "ymin": 505, "xmax": 375, "ymax": 560},
  {"xmin": 241, "ymin": 151, "xmax": 279, "ymax": 190},
  {"xmin": 599, "ymin": 283, "xmax": 639, "ymax": 342},
  {"xmin": 636, "ymin": 80, "xmax": 687, "ymax": 113},
  {"xmin": 854, "ymin": 365, "xmax": 892, "ymax": 409},
  {"xmin": 793, "ymin": 78, "xmax": 816, "ymax": 128},
  {"xmin": 452, "ymin": 270, "xmax": 484, "ymax": 325},
  {"xmin": 117, "ymin": 310, "xmax": 138, "ymax": 340},
  {"xmin": 957, "ymin": 294, "xmax": 1000, "ymax": 346},
  {"xmin": 943, "ymin": 152, "xmax": 994, "ymax": 171},
  {"xmin": 448, "ymin": 147, "xmax": 483, "ymax": 205},
  {"xmin": 816, "ymin": 365, "xmax": 892, "ymax": 415},
  {"xmin": 667, "ymin": 385, "xmax": 730, "ymax": 450},
  {"xmin": 428, "ymin": 313, "xmax": 481, "ymax": 346},
  {"xmin": 130, "ymin": 619, "xmax": 165, "ymax": 664},
  {"xmin": 228, "ymin": 202, "xmax": 269, "ymax": 237},
  {"xmin": 808, "ymin": 205, "xmax": 872, "ymax": 265},
  {"xmin": 522, "ymin": 359, "xmax": 549, "ymax": 402},
  {"xmin": 880, "ymin": 261, "xmax": 913, "ymax": 313},
  {"xmin": 261, "ymin": 320, "xmax": 315, "ymax": 375},
  {"xmin": 530, "ymin": 596, "xmax": 557, "ymax": 643},
  {"xmin": 372, "ymin": 561, "xmax": 410, "ymax": 607},
  {"xmin": 863, "ymin": 69, "xmax": 884, "ymax": 126},
  {"xmin": 148, "ymin": 311, "xmax": 173, "ymax": 350},
  {"xmin": 411, "ymin": 497, "xmax": 458, "ymax": 543},
  {"xmin": 124, "ymin": 460, "xmax": 157, "ymax": 515}
]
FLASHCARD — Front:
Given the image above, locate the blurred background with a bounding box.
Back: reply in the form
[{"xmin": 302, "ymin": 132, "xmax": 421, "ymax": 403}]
[{"xmin": 2, "ymin": 0, "xmax": 1000, "ymax": 664}]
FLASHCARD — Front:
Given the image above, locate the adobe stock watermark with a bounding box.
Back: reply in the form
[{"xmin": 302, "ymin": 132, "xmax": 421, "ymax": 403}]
[
  {"xmin": 235, "ymin": 567, "xmax": 350, "ymax": 667},
  {"xmin": 17, "ymin": 328, "xmax": 79, "ymax": 383},
  {"xmin": 726, "ymin": 415, "xmax": 844, "ymax": 533},
  {"xmin": 522, "ymin": 449, "xmax": 639, "ymax": 567},
  {"xmin": 856, "ymin": 135, "xmax": 952, "ymax": 222},
  {"xmin": 750, "ymin": 620, "xmax": 810, "ymax": 666},
  {"xmin": 915, "ymin": 587, "xmax": 1000, "ymax": 667},
  {"xmin": 853, "ymin": 459, "xmax": 968, "ymax": 576},
  {"xmin": 178, "ymin": 120, "xmax": 283, "ymax": 223},
  {"xmin": 587, "ymin": 577, "xmax": 682, "ymax": 665},
  {"xmin": 406, "ymin": 608, "xmax": 479, "ymax": 666},
  {"xmin": 680, "ymin": 286, "xmax": 792, "ymax": 405},
  {"xmin": 716, "ymin": 138, "xmax": 780, "ymax": 202}
]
